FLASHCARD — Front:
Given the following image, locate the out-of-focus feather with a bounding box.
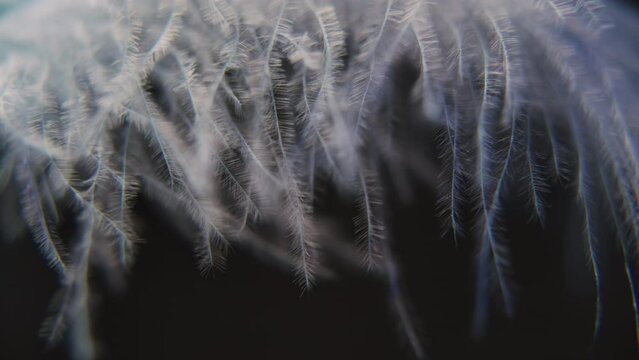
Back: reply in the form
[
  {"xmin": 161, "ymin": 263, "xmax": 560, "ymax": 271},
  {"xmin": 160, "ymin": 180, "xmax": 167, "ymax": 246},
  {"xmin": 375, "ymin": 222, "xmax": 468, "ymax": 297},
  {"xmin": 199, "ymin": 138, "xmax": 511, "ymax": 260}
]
[{"xmin": 0, "ymin": 0, "xmax": 638, "ymax": 358}]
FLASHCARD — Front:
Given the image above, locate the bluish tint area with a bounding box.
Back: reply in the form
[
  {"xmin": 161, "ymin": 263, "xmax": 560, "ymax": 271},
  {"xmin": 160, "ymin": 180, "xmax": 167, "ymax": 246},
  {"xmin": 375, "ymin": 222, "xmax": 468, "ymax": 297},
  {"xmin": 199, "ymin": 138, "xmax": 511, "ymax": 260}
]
[{"xmin": 0, "ymin": 1, "xmax": 20, "ymax": 16}]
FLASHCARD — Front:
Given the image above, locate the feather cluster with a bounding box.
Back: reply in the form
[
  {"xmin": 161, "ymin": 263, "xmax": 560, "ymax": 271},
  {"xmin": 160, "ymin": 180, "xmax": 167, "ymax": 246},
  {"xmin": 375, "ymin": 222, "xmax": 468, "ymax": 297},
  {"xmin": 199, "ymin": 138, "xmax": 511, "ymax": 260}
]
[{"xmin": 0, "ymin": 0, "xmax": 638, "ymax": 358}]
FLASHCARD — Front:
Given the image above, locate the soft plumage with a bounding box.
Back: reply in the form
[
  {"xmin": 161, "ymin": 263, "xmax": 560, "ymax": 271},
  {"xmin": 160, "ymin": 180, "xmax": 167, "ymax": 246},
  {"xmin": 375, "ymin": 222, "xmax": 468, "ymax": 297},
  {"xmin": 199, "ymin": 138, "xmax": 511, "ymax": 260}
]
[{"xmin": 0, "ymin": 0, "xmax": 638, "ymax": 358}]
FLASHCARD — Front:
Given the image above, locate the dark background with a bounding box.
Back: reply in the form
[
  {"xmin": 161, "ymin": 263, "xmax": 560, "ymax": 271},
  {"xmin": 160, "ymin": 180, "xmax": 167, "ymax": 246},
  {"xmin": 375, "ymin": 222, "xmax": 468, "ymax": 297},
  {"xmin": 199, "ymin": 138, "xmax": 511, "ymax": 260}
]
[{"xmin": 2, "ymin": 156, "xmax": 638, "ymax": 360}]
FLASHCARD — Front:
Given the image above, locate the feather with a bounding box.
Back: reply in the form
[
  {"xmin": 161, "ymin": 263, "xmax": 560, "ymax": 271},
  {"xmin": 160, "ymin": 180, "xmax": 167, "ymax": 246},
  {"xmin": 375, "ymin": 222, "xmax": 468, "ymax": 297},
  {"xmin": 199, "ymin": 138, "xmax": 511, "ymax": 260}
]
[
  {"xmin": 354, "ymin": 169, "xmax": 384, "ymax": 270},
  {"xmin": 1, "ymin": 1, "xmax": 639, "ymax": 358},
  {"xmin": 15, "ymin": 155, "xmax": 68, "ymax": 279}
]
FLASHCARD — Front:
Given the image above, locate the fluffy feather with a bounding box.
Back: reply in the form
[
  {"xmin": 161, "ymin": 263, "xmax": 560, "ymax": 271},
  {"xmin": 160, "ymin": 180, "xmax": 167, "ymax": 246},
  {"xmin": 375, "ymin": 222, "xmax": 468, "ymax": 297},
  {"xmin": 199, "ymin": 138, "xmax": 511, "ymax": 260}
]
[{"xmin": 0, "ymin": 0, "xmax": 638, "ymax": 358}]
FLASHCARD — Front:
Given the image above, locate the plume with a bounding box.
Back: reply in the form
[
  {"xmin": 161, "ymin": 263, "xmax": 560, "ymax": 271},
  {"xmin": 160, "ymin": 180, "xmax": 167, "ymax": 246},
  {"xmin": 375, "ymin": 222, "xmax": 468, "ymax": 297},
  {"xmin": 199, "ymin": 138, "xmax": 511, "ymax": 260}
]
[{"xmin": 0, "ymin": 0, "xmax": 638, "ymax": 358}]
